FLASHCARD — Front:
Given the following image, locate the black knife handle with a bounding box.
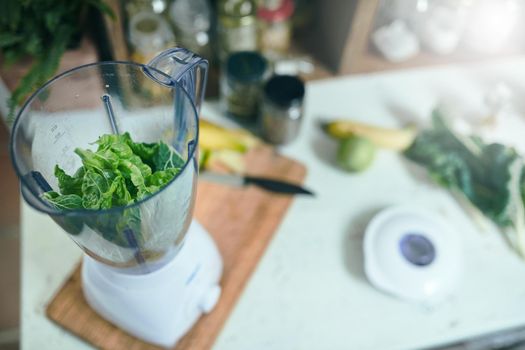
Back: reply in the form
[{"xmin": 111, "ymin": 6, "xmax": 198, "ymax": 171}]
[{"xmin": 244, "ymin": 176, "xmax": 314, "ymax": 196}]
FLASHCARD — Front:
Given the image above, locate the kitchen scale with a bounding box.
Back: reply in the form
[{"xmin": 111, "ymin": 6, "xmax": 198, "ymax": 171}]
[
  {"xmin": 364, "ymin": 205, "xmax": 463, "ymax": 304},
  {"xmin": 10, "ymin": 48, "xmax": 223, "ymax": 348}
]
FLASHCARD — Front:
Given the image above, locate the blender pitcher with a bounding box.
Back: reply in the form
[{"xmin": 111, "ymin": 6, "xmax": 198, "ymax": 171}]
[{"xmin": 10, "ymin": 48, "xmax": 223, "ymax": 347}]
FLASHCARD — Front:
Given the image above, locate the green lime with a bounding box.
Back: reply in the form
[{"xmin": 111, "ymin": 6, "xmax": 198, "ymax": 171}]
[{"xmin": 336, "ymin": 135, "xmax": 376, "ymax": 172}]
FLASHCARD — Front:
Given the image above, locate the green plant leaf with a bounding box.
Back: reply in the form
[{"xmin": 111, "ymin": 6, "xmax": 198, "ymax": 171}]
[
  {"xmin": 405, "ymin": 109, "xmax": 525, "ymax": 257},
  {"xmin": 153, "ymin": 142, "xmax": 185, "ymax": 171},
  {"xmin": 42, "ymin": 191, "xmax": 83, "ymax": 210},
  {"xmin": 0, "ymin": 33, "xmax": 22, "ymax": 47},
  {"xmin": 55, "ymin": 165, "xmax": 84, "ymax": 196},
  {"xmin": 146, "ymin": 168, "xmax": 179, "ymax": 188},
  {"xmin": 41, "ymin": 132, "xmax": 183, "ymax": 247},
  {"xmin": 2, "ymin": 0, "xmax": 115, "ymax": 123},
  {"xmin": 127, "ymin": 142, "xmax": 159, "ymax": 166},
  {"xmin": 81, "ymin": 170, "xmax": 110, "ymax": 209},
  {"xmin": 75, "ymin": 148, "xmax": 119, "ymax": 173}
]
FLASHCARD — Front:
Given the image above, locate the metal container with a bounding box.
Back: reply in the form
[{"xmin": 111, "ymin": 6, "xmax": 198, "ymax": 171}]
[
  {"xmin": 221, "ymin": 51, "xmax": 269, "ymax": 122},
  {"xmin": 260, "ymin": 74, "xmax": 305, "ymax": 145}
]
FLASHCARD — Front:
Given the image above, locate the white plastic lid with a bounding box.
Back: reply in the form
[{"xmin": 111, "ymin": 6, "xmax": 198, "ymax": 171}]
[{"xmin": 364, "ymin": 205, "xmax": 462, "ymax": 303}]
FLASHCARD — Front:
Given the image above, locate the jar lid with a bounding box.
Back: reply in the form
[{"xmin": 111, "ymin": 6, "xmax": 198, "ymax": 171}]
[
  {"xmin": 226, "ymin": 51, "xmax": 268, "ymax": 83},
  {"xmin": 264, "ymin": 75, "xmax": 305, "ymax": 108},
  {"xmin": 257, "ymin": 0, "xmax": 294, "ymax": 22}
]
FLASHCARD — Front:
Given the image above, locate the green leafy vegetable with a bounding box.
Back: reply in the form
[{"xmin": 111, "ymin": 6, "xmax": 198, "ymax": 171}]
[
  {"xmin": 153, "ymin": 143, "xmax": 186, "ymax": 171},
  {"xmin": 405, "ymin": 109, "xmax": 525, "ymax": 257},
  {"xmin": 41, "ymin": 132, "xmax": 184, "ymax": 247},
  {"xmin": 0, "ymin": 0, "xmax": 114, "ymax": 122},
  {"xmin": 55, "ymin": 166, "xmax": 84, "ymax": 196},
  {"xmin": 42, "ymin": 191, "xmax": 83, "ymax": 210}
]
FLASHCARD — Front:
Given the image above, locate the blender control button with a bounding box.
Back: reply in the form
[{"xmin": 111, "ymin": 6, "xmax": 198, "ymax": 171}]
[{"xmin": 200, "ymin": 285, "xmax": 221, "ymax": 314}]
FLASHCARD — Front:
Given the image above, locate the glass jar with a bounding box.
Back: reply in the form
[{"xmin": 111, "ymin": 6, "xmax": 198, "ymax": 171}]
[
  {"xmin": 257, "ymin": 0, "xmax": 294, "ymax": 58},
  {"xmin": 168, "ymin": 0, "xmax": 212, "ymax": 58},
  {"xmin": 221, "ymin": 51, "xmax": 269, "ymax": 122},
  {"xmin": 125, "ymin": 0, "xmax": 168, "ymax": 17},
  {"xmin": 127, "ymin": 11, "xmax": 176, "ymax": 102},
  {"xmin": 217, "ymin": 0, "xmax": 258, "ymax": 60},
  {"xmin": 260, "ymin": 74, "xmax": 305, "ymax": 145},
  {"xmin": 127, "ymin": 11, "xmax": 176, "ymax": 63}
]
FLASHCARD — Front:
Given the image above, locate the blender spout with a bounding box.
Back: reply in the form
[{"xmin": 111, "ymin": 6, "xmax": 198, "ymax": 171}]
[{"xmin": 146, "ymin": 48, "xmax": 208, "ymax": 114}]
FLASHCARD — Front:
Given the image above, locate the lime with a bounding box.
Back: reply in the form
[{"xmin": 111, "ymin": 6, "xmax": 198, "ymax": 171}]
[{"xmin": 336, "ymin": 135, "xmax": 376, "ymax": 172}]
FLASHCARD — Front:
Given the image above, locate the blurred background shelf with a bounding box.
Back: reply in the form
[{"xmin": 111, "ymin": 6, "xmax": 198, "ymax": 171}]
[
  {"xmin": 347, "ymin": 49, "xmax": 525, "ymax": 74},
  {"xmin": 300, "ymin": 0, "xmax": 525, "ymax": 75}
]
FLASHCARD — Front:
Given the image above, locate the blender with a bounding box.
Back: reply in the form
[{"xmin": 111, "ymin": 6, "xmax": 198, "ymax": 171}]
[{"xmin": 10, "ymin": 48, "xmax": 223, "ymax": 348}]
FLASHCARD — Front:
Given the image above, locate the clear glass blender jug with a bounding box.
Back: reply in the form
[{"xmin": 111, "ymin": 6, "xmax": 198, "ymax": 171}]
[{"xmin": 10, "ymin": 48, "xmax": 208, "ymax": 272}]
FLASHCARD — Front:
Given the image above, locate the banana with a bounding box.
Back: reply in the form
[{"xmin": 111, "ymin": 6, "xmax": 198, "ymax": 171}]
[
  {"xmin": 322, "ymin": 120, "xmax": 417, "ymax": 151},
  {"xmin": 199, "ymin": 124, "xmax": 246, "ymax": 152},
  {"xmin": 205, "ymin": 149, "xmax": 245, "ymax": 174},
  {"xmin": 199, "ymin": 119, "xmax": 259, "ymax": 152},
  {"xmin": 199, "ymin": 119, "xmax": 260, "ymax": 173}
]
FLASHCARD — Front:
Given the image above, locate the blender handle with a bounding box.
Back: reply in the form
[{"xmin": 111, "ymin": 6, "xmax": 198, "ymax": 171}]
[{"xmin": 146, "ymin": 47, "xmax": 208, "ymax": 114}]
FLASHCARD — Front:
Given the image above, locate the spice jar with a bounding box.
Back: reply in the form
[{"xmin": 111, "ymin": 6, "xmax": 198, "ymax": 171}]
[
  {"xmin": 260, "ymin": 75, "xmax": 305, "ymax": 145},
  {"xmin": 221, "ymin": 51, "xmax": 269, "ymax": 122},
  {"xmin": 257, "ymin": 0, "xmax": 294, "ymax": 58},
  {"xmin": 217, "ymin": 0, "xmax": 258, "ymax": 60}
]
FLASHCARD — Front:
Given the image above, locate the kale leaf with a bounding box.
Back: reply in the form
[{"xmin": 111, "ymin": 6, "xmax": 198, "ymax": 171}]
[{"xmin": 405, "ymin": 109, "xmax": 525, "ymax": 257}]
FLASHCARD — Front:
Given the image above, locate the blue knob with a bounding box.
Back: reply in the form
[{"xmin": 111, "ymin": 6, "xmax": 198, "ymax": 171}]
[{"xmin": 399, "ymin": 233, "xmax": 436, "ymax": 266}]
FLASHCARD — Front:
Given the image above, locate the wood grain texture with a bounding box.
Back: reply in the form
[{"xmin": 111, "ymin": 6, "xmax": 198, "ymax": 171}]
[
  {"xmin": 102, "ymin": 0, "xmax": 129, "ymax": 61},
  {"xmin": 339, "ymin": 0, "xmax": 380, "ymax": 75},
  {"xmin": 46, "ymin": 145, "xmax": 306, "ymax": 350}
]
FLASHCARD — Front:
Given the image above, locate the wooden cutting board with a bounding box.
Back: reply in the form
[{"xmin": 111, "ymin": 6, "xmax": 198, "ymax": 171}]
[{"xmin": 46, "ymin": 145, "xmax": 306, "ymax": 350}]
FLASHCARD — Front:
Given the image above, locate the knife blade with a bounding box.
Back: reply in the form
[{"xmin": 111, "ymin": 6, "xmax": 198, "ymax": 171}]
[{"xmin": 199, "ymin": 172, "xmax": 314, "ymax": 196}]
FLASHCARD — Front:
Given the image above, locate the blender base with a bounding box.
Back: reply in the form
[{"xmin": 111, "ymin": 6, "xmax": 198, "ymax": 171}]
[{"xmin": 81, "ymin": 220, "xmax": 222, "ymax": 348}]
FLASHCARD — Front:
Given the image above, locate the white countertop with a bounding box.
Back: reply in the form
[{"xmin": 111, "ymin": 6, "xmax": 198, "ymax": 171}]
[{"xmin": 22, "ymin": 58, "xmax": 525, "ymax": 350}]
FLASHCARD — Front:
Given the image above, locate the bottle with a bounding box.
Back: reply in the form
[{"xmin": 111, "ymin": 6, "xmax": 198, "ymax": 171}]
[
  {"xmin": 257, "ymin": 0, "xmax": 294, "ymax": 59},
  {"xmin": 217, "ymin": 0, "xmax": 258, "ymax": 60}
]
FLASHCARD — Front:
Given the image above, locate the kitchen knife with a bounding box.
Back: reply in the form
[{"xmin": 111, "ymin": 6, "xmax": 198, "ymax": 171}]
[{"xmin": 199, "ymin": 172, "xmax": 314, "ymax": 196}]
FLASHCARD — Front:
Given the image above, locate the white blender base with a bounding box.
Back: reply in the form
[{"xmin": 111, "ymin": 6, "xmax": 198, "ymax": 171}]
[{"xmin": 82, "ymin": 220, "xmax": 223, "ymax": 348}]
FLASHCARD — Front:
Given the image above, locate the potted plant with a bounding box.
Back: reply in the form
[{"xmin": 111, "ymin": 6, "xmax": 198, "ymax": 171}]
[{"xmin": 0, "ymin": 0, "xmax": 114, "ymax": 123}]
